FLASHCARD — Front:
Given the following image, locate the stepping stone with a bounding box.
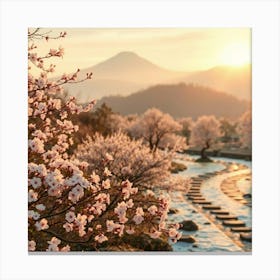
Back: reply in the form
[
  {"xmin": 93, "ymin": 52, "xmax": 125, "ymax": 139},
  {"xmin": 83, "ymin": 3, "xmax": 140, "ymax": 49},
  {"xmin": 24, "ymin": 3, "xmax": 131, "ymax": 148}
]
[
  {"xmin": 192, "ymin": 200, "xmax": 212, "ymax": 205},
  {"xmin": 210, "ymin": 210, "xmax": 229, "ymax": 215},
  {"xmin": 179, "ymin": 235, "xmax": 196, "ymax": 243},
  {"xmin": 230, "ymin": 227, "xmax": 252, "ymax": 233},
  {"xmin": 168, "ymin": 208, "xmax": 179, "ymax": 214},
  {"xmin": 188, "ymin": 196, "xmax": 204, "ymax": 200},
  {"xmin": 240, "ymin": 233, "xmax": 252, "ymax": 242},
  {"xmin": 180, "ymin": 220, "xmax": 199, "ymax": 231},
  {"xmin": 192, "ymin": 180, "xmax": 203, "ymax": 183},
  {"xmin": 188, "ymin": 191, "xmax": 200, "ymax": 194},
  {"xmin": 223, "ymin": 220, "xmax": 246, "ymax": 227},
  {"xmin": 202, "ymin": 205, "xmax": 221, "ymax": 210},
  {"xmin": 190, "ymin": 187, "xmax": 200, "ymax": 191},
  {"xmin": 216, "ymin": 215, "xmax": 238, "ymax": 220},
  {"xmin": 187, "ymin": 193, "xmax": 202, "ymax": 197}
]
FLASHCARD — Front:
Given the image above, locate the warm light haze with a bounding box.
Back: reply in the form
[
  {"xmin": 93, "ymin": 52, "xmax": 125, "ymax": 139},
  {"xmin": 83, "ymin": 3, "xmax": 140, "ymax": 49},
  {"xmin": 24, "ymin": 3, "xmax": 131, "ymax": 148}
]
[{"xmin": 34, "ymin": 28, "xmax": 251, "ymax": 75}]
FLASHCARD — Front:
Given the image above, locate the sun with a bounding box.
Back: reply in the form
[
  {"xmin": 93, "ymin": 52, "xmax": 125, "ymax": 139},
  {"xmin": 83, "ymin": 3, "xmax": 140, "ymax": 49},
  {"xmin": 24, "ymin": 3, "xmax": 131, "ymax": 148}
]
[{"xmin": 219, "ymin": 43, "xmax": 250, "ymax": 66}]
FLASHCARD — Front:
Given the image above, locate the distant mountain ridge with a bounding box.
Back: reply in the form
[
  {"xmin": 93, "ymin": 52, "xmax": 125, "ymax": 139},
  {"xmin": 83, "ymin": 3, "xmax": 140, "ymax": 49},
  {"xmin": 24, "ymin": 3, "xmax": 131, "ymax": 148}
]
[
  {"xmin": 174, "ymin": 64, "xmax": 251, "ymax": 101},
  {"xmin": 63, "ymin": 51, "xmax": 184, "ymax": 101},
  {"xmin": 97, "ymin": 83, "xmax": 249, "ymax": 119},
  {"xmin": 62, "ymin": 51, "xmax": 251, "ymax": 102}
]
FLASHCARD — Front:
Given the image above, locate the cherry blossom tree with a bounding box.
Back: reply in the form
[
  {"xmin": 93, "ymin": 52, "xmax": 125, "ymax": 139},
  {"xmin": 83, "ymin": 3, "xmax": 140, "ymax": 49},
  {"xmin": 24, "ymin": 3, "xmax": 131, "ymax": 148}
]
[
  {"xmin": 178, "ymin": 117, "xmax": 193, "ymax": 145},
  {"xmin": 128, "ymin": 108, "xmax": 186, "ymax": 153},
  {"xmin": 190, "ymin": 115, "xmax": 221, "ymax": 162},
  {"xmin": 238, "ymin": 111, "xmax": 252, "ymax": 149},
  {"xmin": 28, "ymin": 29, "xmax": 181, "ymax": 252},
  {"xmin": 75, "ymin": 132, "xmax": 171, "ymax": 189}
]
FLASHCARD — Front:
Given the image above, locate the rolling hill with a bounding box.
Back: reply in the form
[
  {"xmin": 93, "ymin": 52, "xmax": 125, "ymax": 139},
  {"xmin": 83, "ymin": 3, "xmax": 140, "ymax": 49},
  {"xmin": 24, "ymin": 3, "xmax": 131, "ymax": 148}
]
[{"xmin": 98, "ymin": 83, "xmax": 249, "ymax": 119}]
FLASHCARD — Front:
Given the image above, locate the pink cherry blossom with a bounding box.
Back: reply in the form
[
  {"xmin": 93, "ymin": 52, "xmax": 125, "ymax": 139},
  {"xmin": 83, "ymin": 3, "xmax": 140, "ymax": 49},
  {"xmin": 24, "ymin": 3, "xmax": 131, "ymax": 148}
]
[
  {"xmin": 94, "ymin": 234, "xmax": 108, "ymax": 243},
  {"xmin": 35, "ymin": 218, "xmax": 49, "ymax": 231},
  {"xmin": 28, "ymin": 240, "xmax": 36, "ymax": 251},
  {"xmin": 65, "ymin": 211, "xmax": 76, "ymax": 223}
]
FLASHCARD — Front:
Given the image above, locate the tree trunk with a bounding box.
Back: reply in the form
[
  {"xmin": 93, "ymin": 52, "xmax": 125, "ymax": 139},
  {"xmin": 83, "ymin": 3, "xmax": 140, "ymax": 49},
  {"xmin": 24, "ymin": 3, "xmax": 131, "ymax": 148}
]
[{"xmin": 200, "ymin": 141, "xmax": 210, "ymax": 159}]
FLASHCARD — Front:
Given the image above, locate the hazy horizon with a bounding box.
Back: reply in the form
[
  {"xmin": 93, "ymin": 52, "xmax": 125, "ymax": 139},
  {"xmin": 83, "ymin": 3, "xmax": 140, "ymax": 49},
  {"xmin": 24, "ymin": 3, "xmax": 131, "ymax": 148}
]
[{"xmin": 31, "ymin": 28, "xmax": 251, "ymax": 76}]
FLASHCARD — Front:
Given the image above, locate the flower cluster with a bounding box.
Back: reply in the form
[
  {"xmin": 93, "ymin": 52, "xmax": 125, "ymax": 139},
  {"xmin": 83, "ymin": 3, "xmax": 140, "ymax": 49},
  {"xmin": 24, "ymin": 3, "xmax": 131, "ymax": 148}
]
[
  {"xmin": 28, "ymin": 29, "xmax": 181, "ymax": 252},
  {"xmin": 75, "ymin": 132, "xmax": 172, "ymax": 189}
]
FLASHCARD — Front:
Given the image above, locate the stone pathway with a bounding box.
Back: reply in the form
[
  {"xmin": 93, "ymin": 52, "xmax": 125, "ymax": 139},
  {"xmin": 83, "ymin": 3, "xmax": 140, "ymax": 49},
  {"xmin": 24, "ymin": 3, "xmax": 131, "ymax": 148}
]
[
  {"xmin": 221, "ymin": 174, "xmax": 252, "ymax": 207},
  {"xmin": 186, "ymin": 163, "xmax": 252, "ymax": 252}
]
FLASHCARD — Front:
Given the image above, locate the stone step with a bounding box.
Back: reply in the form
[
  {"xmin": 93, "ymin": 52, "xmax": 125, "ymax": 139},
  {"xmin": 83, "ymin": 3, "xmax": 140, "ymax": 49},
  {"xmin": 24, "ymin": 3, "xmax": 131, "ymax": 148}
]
[
  {"xmin": 187, "ymin": 193, "xmax": 202, "ymax": 197},
  {"xmin": 190, "ymin": 187, "xmax": 201, "ymax": 191},
  {"xmin": 191, "ymin": 180, "xmax": 203, "ymax": 183},
  {"xmin": 188, "ymin": 196, "xmax": 204, "ymax": 200},
  {"xmin": 202, "ymin": 205, "xmax": 221, "ymax": 210},
  {"xmin": 223, "ymin": 220, "xmax": 246, "ymax": 227},
  {"xmin": 188, "ymin": 191, "xmax": 201, "ymax": 194},
  {"xmin": 216, "ymin": 215, "xmax": 238, "ymax": 220},
  {"xmin": 192, "ymin": 200, "xmax": 212, "ymax": 205},
  {"xmin": 210, "ymin": 210, "xmax": 230, "ymax": 215},
  {"xmin": 240, "ymin": 233, "xmax": 252, "ymax": 242},
  {"xmin": 192, "ymin": 177, "xmax": 203, "ymax": 180},
  {"xmin": 230, "ymin": 227, "xmax": 252, "ymax": 233}
]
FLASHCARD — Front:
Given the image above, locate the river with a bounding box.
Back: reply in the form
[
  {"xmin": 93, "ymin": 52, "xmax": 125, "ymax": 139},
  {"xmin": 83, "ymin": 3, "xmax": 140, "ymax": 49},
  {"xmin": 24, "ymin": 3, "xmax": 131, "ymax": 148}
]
[{"xmin": 167, "ymin": 154, "xmax": 252, "ymax": 253}]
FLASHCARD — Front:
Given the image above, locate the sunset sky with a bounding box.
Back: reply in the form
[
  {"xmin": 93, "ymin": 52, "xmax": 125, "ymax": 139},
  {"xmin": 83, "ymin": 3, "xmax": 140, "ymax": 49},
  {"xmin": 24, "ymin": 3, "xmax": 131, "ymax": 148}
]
[{"xmin": 33, "ymin": 28, "xmax": 251, "ymax": 75}]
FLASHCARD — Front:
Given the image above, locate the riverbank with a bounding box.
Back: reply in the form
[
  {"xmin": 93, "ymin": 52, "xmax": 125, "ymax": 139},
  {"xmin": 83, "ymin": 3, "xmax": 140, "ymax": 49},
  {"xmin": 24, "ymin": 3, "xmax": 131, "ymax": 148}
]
[{"xmin": 186, "ymin": 147, "xmax": 252, "ymax": 161}]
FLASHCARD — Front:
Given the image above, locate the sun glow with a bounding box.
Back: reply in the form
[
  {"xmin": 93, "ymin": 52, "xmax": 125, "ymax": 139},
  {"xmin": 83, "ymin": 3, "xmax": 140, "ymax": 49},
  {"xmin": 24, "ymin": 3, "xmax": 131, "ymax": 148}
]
[{"xmin": 218, "ymin": 43, "xmax": 250, "ymax": 67}]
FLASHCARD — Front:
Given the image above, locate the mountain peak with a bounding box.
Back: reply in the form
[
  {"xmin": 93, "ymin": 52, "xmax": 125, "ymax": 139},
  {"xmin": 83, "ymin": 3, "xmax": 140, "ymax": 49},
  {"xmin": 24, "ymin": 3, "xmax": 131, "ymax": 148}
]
[{"xmin": 114, "ymin": 51, "xmax": 139, "ymax": 58}]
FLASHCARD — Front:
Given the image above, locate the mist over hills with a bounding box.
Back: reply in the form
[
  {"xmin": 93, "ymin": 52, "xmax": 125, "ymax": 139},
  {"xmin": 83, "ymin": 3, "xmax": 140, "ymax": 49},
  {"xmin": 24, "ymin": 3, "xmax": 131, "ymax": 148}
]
[
  {"xmin": 63, "ymin": 51, "xmax": 184, "ymax": 101},
  {"xmin": 98, "ymin": 83, "xmax": 249, "ymax": 119},
  {"xmin": 174, "ymin": 64, "xmax": 251, "ymax": 101},
  {"xmin": 62, "ymin": 51, "xmax": 251, "ymax": 103}
]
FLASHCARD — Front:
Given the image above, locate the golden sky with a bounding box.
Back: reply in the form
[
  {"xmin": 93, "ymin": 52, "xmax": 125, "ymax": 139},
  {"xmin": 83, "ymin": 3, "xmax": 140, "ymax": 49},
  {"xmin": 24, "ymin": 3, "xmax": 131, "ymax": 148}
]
[{"xmin": 32, "ymin": 28, "xmax": 251, "ymax": 75}]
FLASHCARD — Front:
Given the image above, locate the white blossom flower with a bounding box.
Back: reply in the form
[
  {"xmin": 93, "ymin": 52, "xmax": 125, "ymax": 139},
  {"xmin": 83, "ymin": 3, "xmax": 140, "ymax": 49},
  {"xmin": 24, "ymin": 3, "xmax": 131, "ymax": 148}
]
[
  {"xmin": 126, "ymin": 199, "xmax": 134, "ymax": 208},
  {"xmin": 60, "ymin": 245, "xmax": 71, "ymax": 252},
  {"xmin": 65, "ymin": 211, "xmax": 76, "ymax": 223},
  {"xmin": 106, "ymin": 220, "xmax": 116, "ymax": 232},
  {"xmin": 102, "ymin": 179, "xmax": 111, "ymax": 189},
  {"xmin": 48, "ymin": 237, "xmax": 61, "ymax": 246},
  {"xmin": 135, "ymin": 207, "xmax": 144, "ymax": 216},
  {"xmin": 28, "ymin": 240, "xmax": 36, "ymax": 251},
  {"xmin": 94, "ymin": 234, "xmax": 108, "ymax": 244},
  {"xmin": 148, "ymin": 205, "xmax": 158, "ymax": 215},
  {"xmin": 63, "ymin": 223, "xmax": 73, "ymax": 232},
  {"xmin": 35, "ymin": 218, "xmax": 49, "ymax": 231},
  {"xmin": 28, "ymin": 137, "xmax": 45, "ymax": 153},
  {"xmin": 28, "ymin": 189, "xmax": 38, "ymax": 203},
  {"xmin": 35, "ymin": 204, "xmax": 46, "ymax": 211},
  {"xmin": 133, "ymin": 214, "xmax": 144, "ymax": 225},
  {"xmin": 46, "ymin": 244, "xmax": 59, "ymax": 252},
  {"xmin": 103, "ymin": 167, "xmax": 112, "ymax": 177},
  {"xmin": 105, "ymin": 153, "xmax": 113, "ymax": 161},
  {"xmin": 91, "ymin": 172, "xmax": 100, "ymax": 184},
  {"xmin": 30, "ymin": 177, "xmax": 42, "ymax": 189}
]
